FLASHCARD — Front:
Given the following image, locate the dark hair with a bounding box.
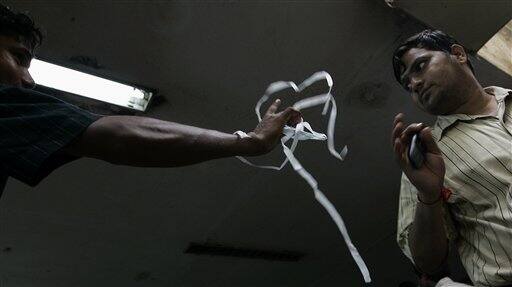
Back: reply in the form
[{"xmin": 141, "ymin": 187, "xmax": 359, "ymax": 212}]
[
  {"xmin": 392, "ymin": 29, "xmax": 474, "ymax": 87},
  {"xmin": 0, "ymin": 4, "xmax": 43, "ymax": 51}
]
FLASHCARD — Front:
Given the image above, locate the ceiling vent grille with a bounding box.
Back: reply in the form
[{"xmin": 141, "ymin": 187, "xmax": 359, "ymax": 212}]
[{"xmin": 184, "ymin": 242, "xmax": 304, "ymax": 262}]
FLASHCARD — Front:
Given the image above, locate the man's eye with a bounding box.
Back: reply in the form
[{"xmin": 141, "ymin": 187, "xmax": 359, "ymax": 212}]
[
  {"xmin": 13, "ymin": 54, "xmax": 22, "ymax": 63},
  {"xmin": 12, "ymin": 54, "xmax": 20, "ymax": 63},
  {"xmin": 417, "ymin": 61, "xmax": 426, "ymax": 71},
  {"xmin": 14, "ymin": 54, "xmax": 29, "ymax": 67},
  {"xmin": 402, "ymin": 79, "xmax": 411, "ymax": 91}
]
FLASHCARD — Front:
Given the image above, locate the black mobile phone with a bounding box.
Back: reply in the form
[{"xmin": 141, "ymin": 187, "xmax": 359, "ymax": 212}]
[{"xmin": 408, "ymin": 133, "xmax": 425, "ymax": 169}]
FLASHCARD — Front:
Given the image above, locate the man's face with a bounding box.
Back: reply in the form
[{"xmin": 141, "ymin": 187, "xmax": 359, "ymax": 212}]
[
  {"xmin": 0, "ymin": 35, "xmax": 35, "ymax": 88},
  {"xmin": 399, "ymin": 47, "xmax": 466, "ymax": 115}
]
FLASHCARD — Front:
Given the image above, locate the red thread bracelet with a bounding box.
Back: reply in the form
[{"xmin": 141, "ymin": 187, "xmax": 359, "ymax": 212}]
[
  {"xmin": 441, "ymin": 187, "xmax": 452, "ymax": 201},
  {"xmin": 417, "ymin": 187, "xmax": 452, "ymax": 205}
]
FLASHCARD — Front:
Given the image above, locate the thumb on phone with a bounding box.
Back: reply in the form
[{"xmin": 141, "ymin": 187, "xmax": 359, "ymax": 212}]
[{"xmin": 419, "ymin": 126, "xmax": 441, "ymax": 155}]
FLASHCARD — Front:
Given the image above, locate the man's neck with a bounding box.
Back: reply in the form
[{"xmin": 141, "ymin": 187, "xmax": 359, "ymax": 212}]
[{"xmin": 451, "ymin": 82, "xmax": 497, "ymax": 116}]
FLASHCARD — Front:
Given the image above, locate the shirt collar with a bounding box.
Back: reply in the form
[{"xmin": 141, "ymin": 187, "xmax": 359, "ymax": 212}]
[{"xmin": 431, "ymin": 86, "xmax": 512, "ymax": 141}]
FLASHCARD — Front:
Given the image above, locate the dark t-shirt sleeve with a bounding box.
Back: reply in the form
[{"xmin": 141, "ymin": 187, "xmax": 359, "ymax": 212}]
[{"xmin": 0, "ymin": 85, "xmax": 102, "ymax": 186}]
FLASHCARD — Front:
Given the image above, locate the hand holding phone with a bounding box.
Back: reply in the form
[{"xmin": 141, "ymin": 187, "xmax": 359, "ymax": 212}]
[{"xmin": 392, "ymin": 114, "xmax": 446, "ymax": 194}]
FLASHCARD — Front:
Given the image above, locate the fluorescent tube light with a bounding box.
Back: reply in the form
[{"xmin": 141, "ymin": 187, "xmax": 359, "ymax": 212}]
[{"xmin": 29, "ymin": 59, "xmax": 152, "ymax": 111}]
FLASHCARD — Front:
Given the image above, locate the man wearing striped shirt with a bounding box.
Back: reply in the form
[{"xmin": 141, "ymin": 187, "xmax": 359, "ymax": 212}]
[{"xmin": 391, "ymin": 30, "xmax": 512, "ymax": 286}]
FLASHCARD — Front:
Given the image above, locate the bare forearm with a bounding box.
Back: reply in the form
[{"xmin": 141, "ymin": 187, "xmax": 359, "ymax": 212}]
[
  {"xmin": 67, "ymin": 116, "xmax": 259, "ymax": 167},
  {"xmin": 409, "ymin": 192, "xmax": 449, "ymax": 274}
]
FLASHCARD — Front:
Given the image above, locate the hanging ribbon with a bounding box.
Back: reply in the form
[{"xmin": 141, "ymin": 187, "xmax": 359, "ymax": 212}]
[{"xmin": 234, "ymin": 71, "xmax": 371, "ymax": 283}]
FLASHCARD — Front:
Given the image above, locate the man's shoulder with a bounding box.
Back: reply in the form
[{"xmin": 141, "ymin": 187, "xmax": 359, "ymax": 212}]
[{"xmin": 0, "ymin": 85, "xmax": 64, "ymax": 105}]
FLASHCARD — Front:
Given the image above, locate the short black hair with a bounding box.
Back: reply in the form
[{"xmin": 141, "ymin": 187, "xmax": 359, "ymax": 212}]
[
  {"xmin": 392, "ymin": 29, "xmax": 474, "ymax": 87},
  {"xmin": 0, "ymin": 4, "xmax": 43, "ymax": 52}
]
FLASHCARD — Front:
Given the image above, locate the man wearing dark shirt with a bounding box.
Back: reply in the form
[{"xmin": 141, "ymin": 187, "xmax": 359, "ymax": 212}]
[{"xmin": 0, "ymin": 5, "xmax": 300, "ymax": 196}]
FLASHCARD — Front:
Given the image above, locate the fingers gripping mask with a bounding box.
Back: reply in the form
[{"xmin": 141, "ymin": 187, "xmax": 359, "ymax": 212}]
[{"xmin": 234, "ymin": 71, "xmax": 371, "ymax": 283}]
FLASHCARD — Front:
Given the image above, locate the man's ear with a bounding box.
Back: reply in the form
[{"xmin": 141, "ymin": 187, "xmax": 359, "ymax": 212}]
[{"xmin": 450, "ymin": 44, "xmax": 468, "ymax": 65}]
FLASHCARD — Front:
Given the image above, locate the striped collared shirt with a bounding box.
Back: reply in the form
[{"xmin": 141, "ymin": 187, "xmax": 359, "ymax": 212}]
[{"xmin": 397, "ymin": 86, "xmax": 512, "ymax": 286}]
